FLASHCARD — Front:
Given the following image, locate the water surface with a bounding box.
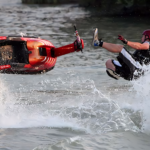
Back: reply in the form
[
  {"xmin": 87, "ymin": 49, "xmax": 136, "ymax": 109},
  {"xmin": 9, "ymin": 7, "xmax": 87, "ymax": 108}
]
[{"xmin": 0, "ymin": 0, "xmax": 150, "ymax": 150}]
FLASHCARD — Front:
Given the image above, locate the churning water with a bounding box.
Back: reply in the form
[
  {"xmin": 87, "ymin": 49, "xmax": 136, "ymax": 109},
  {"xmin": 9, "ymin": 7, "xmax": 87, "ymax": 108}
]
[{"xmin": 0, "ymin": 0, "xmax": 150, "ymax": 150}]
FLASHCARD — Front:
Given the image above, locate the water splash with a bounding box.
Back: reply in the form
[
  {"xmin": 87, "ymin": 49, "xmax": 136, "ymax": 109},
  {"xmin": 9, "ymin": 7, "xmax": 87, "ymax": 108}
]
[
  {"xmin": 19, "ymin": 32, "xmax": 27, "ymax": 37},
  {"xmin": 0, "ymin": 72, "xmax": 138, "ymax": 134},
  {"xmin": 131, "ymin": 65, "xmax": 150, "ymax": 133}
]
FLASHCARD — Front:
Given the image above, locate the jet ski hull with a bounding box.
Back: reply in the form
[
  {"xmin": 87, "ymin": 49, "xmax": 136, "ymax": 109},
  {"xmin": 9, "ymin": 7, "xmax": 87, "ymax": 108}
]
[{"xmin": 0, "ymin": 36, "xmax": 57, "ymax": 74}]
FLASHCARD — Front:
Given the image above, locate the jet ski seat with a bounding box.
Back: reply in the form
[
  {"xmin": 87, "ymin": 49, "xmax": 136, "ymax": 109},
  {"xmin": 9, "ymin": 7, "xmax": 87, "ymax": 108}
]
[{"xmin": 0, "ymin": 40, "xmax": 29, "ymax": 65}]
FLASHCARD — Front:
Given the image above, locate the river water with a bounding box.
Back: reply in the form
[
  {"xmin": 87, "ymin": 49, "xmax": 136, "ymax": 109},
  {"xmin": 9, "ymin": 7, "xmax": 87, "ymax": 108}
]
[{"xmin": 0, "ymin": 0, "xmax": 150, "ymax": 150}]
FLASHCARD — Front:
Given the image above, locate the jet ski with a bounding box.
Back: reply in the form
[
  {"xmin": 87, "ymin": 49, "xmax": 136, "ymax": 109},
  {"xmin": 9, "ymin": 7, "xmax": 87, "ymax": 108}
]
[{"xmin": 0, "ymin": 25, "xmax": 84, "ymax": 74}]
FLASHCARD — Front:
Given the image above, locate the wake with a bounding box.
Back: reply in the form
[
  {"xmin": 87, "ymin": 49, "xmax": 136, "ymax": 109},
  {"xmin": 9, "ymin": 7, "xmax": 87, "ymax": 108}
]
[{"xmin": 0, "ymin": 74, "xmax": 138, "ymax": 134}]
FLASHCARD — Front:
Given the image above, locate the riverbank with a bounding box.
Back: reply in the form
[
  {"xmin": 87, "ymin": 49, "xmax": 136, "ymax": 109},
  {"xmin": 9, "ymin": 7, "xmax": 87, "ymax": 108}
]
[
  {"xmin": 22, "ymin": 0, "xmax": 78, "ymax": 4},
  {"xmin": 22, "ymin": 0, "xmax": 150, "ymax": 16}
]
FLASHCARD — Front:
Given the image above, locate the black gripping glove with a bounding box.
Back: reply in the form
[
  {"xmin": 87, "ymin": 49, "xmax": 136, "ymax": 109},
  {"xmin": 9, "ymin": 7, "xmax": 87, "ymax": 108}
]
[
  {"xmin": 118, "ymin": 35, "xmax": 128, "ymax": 44},
  {"xmin": 74, "ymin": 39, "xmax": 82, "ymax": 52}
]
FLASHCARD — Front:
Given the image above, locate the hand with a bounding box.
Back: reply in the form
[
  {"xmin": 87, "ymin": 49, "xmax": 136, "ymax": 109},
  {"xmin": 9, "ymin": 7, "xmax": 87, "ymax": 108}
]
[
  {"xmin": 74, "ymin": 39, "xmax": 82, "ymax": 52},
  {"xmin": 118, "ymin": 35, "xmax": 128, "ymax": 44}
]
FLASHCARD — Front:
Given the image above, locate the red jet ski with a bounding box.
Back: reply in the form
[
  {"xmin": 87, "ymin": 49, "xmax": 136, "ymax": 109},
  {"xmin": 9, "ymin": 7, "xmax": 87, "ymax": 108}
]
[{"xmin": 0, "ymin": 26, "xmax": 84, "ymax": 74}]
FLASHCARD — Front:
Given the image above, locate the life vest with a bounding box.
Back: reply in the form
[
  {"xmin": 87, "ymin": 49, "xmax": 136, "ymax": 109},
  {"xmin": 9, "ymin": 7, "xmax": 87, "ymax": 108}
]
[{"xmin": 133, "ymin": 42, "xmax": 150, "ymax": 65}]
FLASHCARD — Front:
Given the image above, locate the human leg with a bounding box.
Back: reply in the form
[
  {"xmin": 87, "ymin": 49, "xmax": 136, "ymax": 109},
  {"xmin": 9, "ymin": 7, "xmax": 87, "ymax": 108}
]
[
  {"xmin": 103, "ymin": 42, "xmax": 123, "ymax": 53},
  {"xmin": 105, "ymin": 59, "xmax": 122, "ymax": 80},
  {"xmin": 92, "ymin": 28, "xmax": 123, "ymax": 53},
  {"xmin": 113, "ymin": 48, "xmax": 143, "ymax": 80},
  {"xmin": 105, "ymin": 47, "xmax": 144, "ymax": 80},
  {"xmin": 106, "ymin": 59, "xmax": 116, "ymax": 71}
]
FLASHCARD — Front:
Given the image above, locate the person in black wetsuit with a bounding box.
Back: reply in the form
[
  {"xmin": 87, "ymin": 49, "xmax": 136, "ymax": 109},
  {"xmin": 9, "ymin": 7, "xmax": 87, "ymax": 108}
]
[{"xmin": 92, "ymin": 29, "xmax": 150, "ymax": 81}]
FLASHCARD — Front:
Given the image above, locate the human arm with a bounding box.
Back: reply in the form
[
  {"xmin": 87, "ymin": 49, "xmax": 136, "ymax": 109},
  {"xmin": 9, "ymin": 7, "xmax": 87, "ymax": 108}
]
[
  {"xmin": 118, "ymin": 35, "xmax": 149, "ymax": 50},
  {"xmin": 127, "ymin": 41, "xmax": 149, "ymax": 50}
]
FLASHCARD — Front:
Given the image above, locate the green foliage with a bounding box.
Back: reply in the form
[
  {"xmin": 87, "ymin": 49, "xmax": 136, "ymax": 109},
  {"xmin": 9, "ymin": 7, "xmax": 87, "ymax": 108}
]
[
  {"xmin": 117, "ymin": 0, "xmax": 150, "ymax": 6},
  {"xmin": 22, "ymin": 0, "xmax": 150, "ymax": 16},
  {"xmin": 22, "ymin": 0, "xmax": 150, "ymax": 6},
  {"xmin": 78, "ymin": 0, "xmax": 102, "ymax": 7}
]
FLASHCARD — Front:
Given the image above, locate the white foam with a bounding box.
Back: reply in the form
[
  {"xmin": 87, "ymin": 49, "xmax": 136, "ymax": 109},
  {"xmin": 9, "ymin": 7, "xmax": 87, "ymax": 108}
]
[
  {"xmin": 131, "ymin": 65, "xmax": 150, "ymax": 133},
  {"xmin": 0, "ymin": 75, "xmax": 138, "ymax": 134}
]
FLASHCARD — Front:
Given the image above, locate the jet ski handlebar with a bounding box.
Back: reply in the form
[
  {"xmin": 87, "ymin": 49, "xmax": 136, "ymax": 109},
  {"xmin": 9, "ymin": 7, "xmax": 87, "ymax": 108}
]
[{"xmin": 74, "ymin": 25, "xmax": 83, "ymax": 52}]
